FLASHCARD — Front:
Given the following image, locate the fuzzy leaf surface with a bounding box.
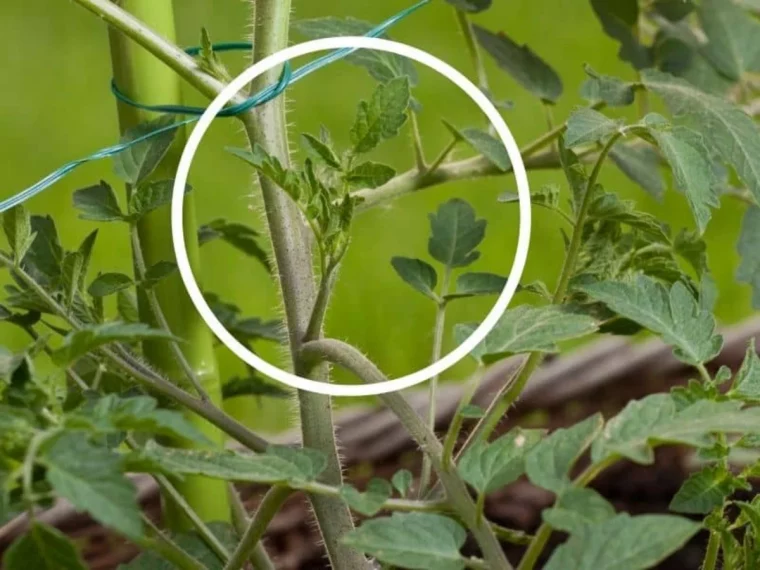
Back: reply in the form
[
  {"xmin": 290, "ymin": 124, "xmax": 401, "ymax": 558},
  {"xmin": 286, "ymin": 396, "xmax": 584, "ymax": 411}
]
[
  {"xmin": 427, "ymin": 199, "xmax": 486, "ymax": 268},
  {"xmin": 112, "ymin": 116, "xmax": 177, "ymax": 185},
  {"xmin": 73, "ymin": 182, "xmax": 124, "ymax": 222},
  {"xmin": 391, "ymin": 257, "xmax": 438, "ymax": 301},
  {"xmin": 737, "ymin": 206, "xmax": 760, "ymax": 309},
  {"xmin": 351, "ymin": 77, "xmax": 411, "ymax": 154},
  {"xmin": 341, "ymin": 478, "xmax": 392, "ymax": 516},
  {"xmin": 669, "ymin": 464, "xmax": 747, "ymax": 514},
  {"xmin": 565, "ymin": 108, "xmax": 623, "ymax": 147}
]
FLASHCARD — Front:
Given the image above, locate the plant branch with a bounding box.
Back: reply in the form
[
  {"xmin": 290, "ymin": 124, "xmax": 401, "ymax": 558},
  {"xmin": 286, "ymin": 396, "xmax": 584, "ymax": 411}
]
[
  {"xmin": 300, "ymin": 338, "xmax": 514, "ymax": 570},
  {"xmin": 139, "ymin": 516, "xmax": 207, "ymax": 570},
  {"xmin": 410, "ymin": 110, "xmax": 428, "ymax": 171},
  {"xmin": 227, "ymin": 485, "xmax": 276, "ymax": 570},
  {"xmin": 223, "ymin": 486, "xmax": 292, "ymax": 570},
  {"xmin": 702, "ymin": 531, "xmax": 720, "ymax": 570},
  {"xmin": 455, "ymin": 8, "xmax": 489, "ymax": 93}
]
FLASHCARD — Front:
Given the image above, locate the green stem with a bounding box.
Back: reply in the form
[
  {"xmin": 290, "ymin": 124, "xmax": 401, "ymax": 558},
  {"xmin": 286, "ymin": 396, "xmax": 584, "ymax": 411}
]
[
  {"xmin": 516, "ymin": 458, "xmax": 617, "ymax": 570},
  {"xmin": 702, "ymin": 532, "xmax": 720, "ymax": 570},
  {"xmin": 223, "ymin": 486, "xmax": 292, "ymax": 570},
  {"xmin": 227, "ymin": 485, "xmax": 276, "ymax": 570},
  {"xmin": 300, "ymin": 339, "xmax": 514, "ymax": 570},
  {"xmin": 140, "ymin": 516, "xmax": 207, "ymax": 570},
  {"xmin": 455, "ymin": 8, "xmax": 489, "ymax": 93},
  {"xmin": 426, "ymin": 137, "xmax": 460, "ymax": 176},
  {"xmin": 108, "ymin": 0, "xmax": 228, "ymax": 528},
  {"xmin": 419, "ymin": 267, "xmax": 451, "ymax": 497},
  {"xmin": 442, "ymin": 367, "xmax": 483, "ymax": 467},
  {"xmin": 242, "ymin": 2, "xmax": 366, "ymax": 568},
  {"xmin": 410, "ymin": 110, "xmax": 428, "ymax": 171}
]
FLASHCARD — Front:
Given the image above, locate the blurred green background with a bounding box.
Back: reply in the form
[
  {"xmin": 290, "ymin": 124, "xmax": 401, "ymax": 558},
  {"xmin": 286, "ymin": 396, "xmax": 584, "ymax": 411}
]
[{"xmin": 0, "ymin": 0, "xmax": 752, "ymax": 432}]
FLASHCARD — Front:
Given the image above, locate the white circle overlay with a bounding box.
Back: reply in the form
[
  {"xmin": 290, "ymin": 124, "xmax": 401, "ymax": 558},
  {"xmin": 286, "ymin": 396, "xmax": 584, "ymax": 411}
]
[{"xmin": 172, "ymin": 36, "xmax": 531, "ymax": 397}]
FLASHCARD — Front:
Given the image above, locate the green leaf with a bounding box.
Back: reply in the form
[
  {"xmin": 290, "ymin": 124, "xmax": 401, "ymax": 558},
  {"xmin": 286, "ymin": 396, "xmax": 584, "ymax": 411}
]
[
  {"xmin": 44, "ymin": 433, "xmax": 142, "ymax": 538},
  {"xmin": 609, "ymin": 144, "xmax": 665, "ymax": 200},
  {"xmin": 113, "ymin": 115, "xmax": 177, "ymax": 185},
  {"xmin": 345, "ymin": 161, "xmax": 396, "ymax": 188},
  {"xmin": 301, "ymin": 133, "xmax": 341, "ymax": 169},
  {"xmin": 700, "ymin": 0, "xmax": 760, "ymax": 81},
  {"xmin": 738, "ymin": 206, "xmax": 760, "ymax": 309},
  {"xmin": 674, "ymin": 229, "xmax": 709, "ymax": 276},
  {"xmin": 559, "ymin": 138, "xmax": 590, "ymax": 215},
  {"xmin": 444, "ymin": 0, "xmax": 492, "ymax": 13},
  {"xmin": 544, "ymin": 514, "xmax": 699, "ymax": 570},
  {"xmin": 525, "ymin": 414, "xmax": 603, "ymax": 494},
  {"xmin": 428, "ymin": 199, "xmax": 486, "ymax": 268},
  {"xmin": 61, "ymin": 252, "xmax": 84, "ymax": 308},
  {"xmin": 580, "ymin": 65, "xmax": 636, "ymax": 107},
  {"xmin": 391, "ymin": 257, "xmax": 438, "ymax": 301},
  {"xmin": 443, "ymin": 121, "xmax": 510, "ymax": 171},
  {"xmin": 52, "ymin": 322, "xmax": 177, "ymax": 365},
  {"xmin": 351, "ymin": 77, "xmax": 411, "ymax": 154},
  {"xmin": 3, "ymin": 205, "xmax": 35, "ymax": 263},
  {"xmin": 590, "ymin": 0, "xmax": 652, "ymax": 69},
  {"xmin": 474, "ymin": 304, "xmax": 599, "ymax": 359},
  {"xmin": 391, "ymin": 469, "xmax": 413, "ymax": 498},
  {"xmin": 446, "ymin": 272, "xmax": 506, "ymax": 300},
  {"xmin": 117, "ymin": 290, "xmax": 139, "ymax": 323},
  {"xmin": 227, "ymin": 145, "xmax": 303, "ymax": 201},
  {"xmin": 729, "ymin": 340, "xmax": 760, "ymax": 401},
  {"xmin": 130, "ymin": 442, "xmax": 327, "ymax": 485},
  {"xmin": 641, "ymin": 121, "xmax": 718, "ymax": 234},
  {"xmin": 459, "ymin": 404, "xmax": 486, "ymax": 419},
  {"xmin": 670, "ymin": 464, "xmax": 747, "ymax": 514},
  {"xmin": 141, "ymin": 261, "xmax": 177, "ymax": 288},
  {"xmin": 542, "ymin": 488, "xmax": 616, "ymax": 534},
  {"xmin": 73, "ymin": 181, "xmax": 125, "ymax": 222},
  {"xmin": 128, "ymin": 180, "xmax": 188, "ymax": 220},
  {"xmin": 293, "ymin": 17, "xmax": 417, "ymax": 85},
  {"xmin": 565, "ymin": 108, "xmax": 623, "ymax": 147},
  {"xmin": 343, "ymin": 513, "xmax": 467, "ymax": 570},
  {"xmin": 88, "ymin": 273, "xmax": 133, "ymax": 298},
  {"xmin": 579, "ymin": 275, "xmax": 723, "ymax": 365},
  {"xmin": 341, "ymin": 478, "xmax": 392, "ymax": 516},
  {"xmin": 3, "ymin": 522, "xmax": 87, "ymax": 570},
  {"xmin": 642, "ymin": 69, "xmax": 760, "ymax": 206},
  {"xmin": 499, "ymin": 184, "xmax": 561, "ymax": 211},
  {"xmin": 458, "ymin": 428, "xmax": 544, "ymax": 494},
  {"xmin": 586, "ymin": 193, "xmax": 670, "ymax": 242},
  {"xmin": 654, "ymin": 0, "xmax": 695, "ymax": 21},
  {"xmin": 198, "ymin": 218, "xmax": 270, "ymax": 273},
  {"xmin": 591, "ymin": 394, "xmax": 760, "ymax": 464},
  {"xmin": 472, "ymin": 25, "xmax": 562, "ymax": 103},
  {"xmin": 222, "ymin": 376, "xmax": 290, "ymax": 400}
]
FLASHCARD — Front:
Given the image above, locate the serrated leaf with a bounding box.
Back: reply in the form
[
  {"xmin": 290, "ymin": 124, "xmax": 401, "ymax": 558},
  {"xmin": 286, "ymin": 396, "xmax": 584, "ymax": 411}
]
[
  {"xmin": 670, "ymin": 464, "xmax": 747, "ymax": 514},
  {"xmin": 499, "ymin": 184, "xmax": 561, "ymax": 211},
  {"xmin": 459, "ymin": 428, "xmax": 544, "ymax": 494},
  {"xmin": 428, "ymin": 199, "xmax": 486, "ymax": 268},
  {"xmin": 345, "ymin": 161, "xmax": 396, "ymax": 188},
  {"xmin": 88, "ymin": 273, "xmax": 133, "ymax": 298},
  {"xmin": 44, "ymin": 433, "xmax": 142, "ymax": 538},
  {"xmin": 565, "ymin": 108, "xmax": 623, "ymax": 147},
  {"xmin": 113, "ymin": 115, "xmax": 177, "ymax": 185},
  {"xmin": 526, "ymin": 414, "xmax": 603, "ymax": 494},
  {"xmin": 3, "ymin": 205, "xmax": 35, "ymax": 263},
  {"xmin": 472, "ymin": 25, "xmax": 562, "ymax": 103},
  {"xmin": 391, "ymin": 469, "xmax": 413, "ymax": 497},
  {"xmin": 579, "ymin": 275, "xmax": 723, "ymax": 365},
  {"xmin": 443, "ymin": 121, "xmax": 510, "ymax": 171},
  {"xmin": 3, "ymin": 522, "xmax": 87, "ymax": 570},
  {"xmin": 700, "ymin": 0, "xmax": 760, "ymax": 81},
  {"xmin": 73, "ymin": 181, "xmax": 124, "ymax": 222},
  {"xmin": 343, "ymin": 513, "xmax": 467, "ymax": 570},
  {"xmin": 542, "ymin": 488, "xmax": 616, "ymax": 534},
  {"xmin": 544, "ymin": 513, "xmax": 699, "ymax": 570},
  {"xmin": 341, "ymin": 478, "xmax": 392, "ymax": 516},
  {"xmin": 446, "ymin": 272, "xmax": 506, "ymax": 300},
  {"xmin": 293, "ymin": 17, "xmax": 417, "ymax": 85},
  {"xmin": 128, "ymin": 180, "xmax": 189, "ymax": 220},
  {"xmin": 61, "ymin": 252, "xmax": 84, "ymax": 308},
  {"xmin": 52, "ymin": 322, "xmax": 177, "ymax": 365},
  {"xmin": 301, "ymin": 133, "xmax": 341, "ymax": 169},
  {"xmin": 474, "ymin": 304, "xmax": 599, "ymax": 359},
  {"xmin": 227, "ymin": 145, "xmax": 303, "ymax": 202},
  {"xmin": 591, "ymin": 394, "xmax": 760, "ymax": 464},
  {"xmin": 643, "ymin": 122, "xmax": 718, "ymax": 234},
  {"xmin": 130, "ymin": 442, "xmax": 327, "ymax": 485},
  {"xmin": 610, "ymin": 144, "xmax": 664, "ymax": 200},
  {"xmin": 444, "ymin": 0, "xmax": 492, "ymax": 13},
  {"xmin": 738, "ymin": 206, "xmax": 760, "ymax": 309},
  {"xmin": 391, "ymin": 257, "xmax": 438, "ymax": 301},
  {"xmin": 642, "ymin": 69, "xmax": 760, "ymax": 206},
  {"xmin": 730, "ymin": 341, "xmax": 760, "ymax": 401},
  {"xmin": 351, "ymin": 77, "xmax": 410, "ymax": 154},
  {"xmin": 580, "ymin": 65, "xmax": 637, "ymax": 107},
  {"xmin": 590, "ymin": 0, "xmax": 652, "ymax": 69}
]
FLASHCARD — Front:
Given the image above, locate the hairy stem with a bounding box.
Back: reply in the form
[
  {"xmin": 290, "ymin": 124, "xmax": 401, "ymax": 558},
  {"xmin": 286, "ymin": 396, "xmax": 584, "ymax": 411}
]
[
  {"xmin": 227, "ymin": 485, "xmax": 276, "ymax": 570},
  {"xmin": 300, "ymin": 339, "xmax": 514, "ymax": 570},
  {"xmin": 223, "ymin": 486, "xmax": 292, "ymax": 570},
  {"xmin": 702, "ymin": 531, "xmax": 720, "ymax": 570},
  {"xmin": 107, "ymin": 0, "xmax": 228, "ymax": 527},
  {"xmin": 242, "ymin": 1, "xmax": 366, "ymax": 567}
]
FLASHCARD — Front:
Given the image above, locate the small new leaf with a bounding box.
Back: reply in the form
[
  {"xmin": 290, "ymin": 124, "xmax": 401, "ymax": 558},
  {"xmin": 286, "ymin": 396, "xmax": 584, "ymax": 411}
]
[
  {"xmin": 473, "ymin": 25, "xmax": 563, "ymax": 103},
  {"xmin": 342, "ymin": 513, "xmax": 467, "ymax": 570},
  {"xmin": 428, "ymin": 199, "xmax": 486, "ymax": 268},
  {"xmin": 341, "ymin": 478, "xmax": 392, "ymax": 516},
  {"xmin": 301, "ymin": 133, "xmax": 341, "ymax": 169},
  {"xmin": 729, "ymin": 340, "xmax": 760, "ymax": 401},
  {"xmin": 391, "ymin": 257, "xmax": 438, "ymax": 301},
  {"xmin": 3, "ymin": 205, "xmax": 35, "ymax": 264},
  {"xmin": 351, "ymin": 77, "xmax": 411, "ymax": 155},
  {"xmin": 669, "ymin": 464, "xmax": 748, "ymax": 514},
  {"xmin": 72, "ymin": 181, "xmax": 124, "ymax": 222},
  {"xmin": 345, "ymin": 161, "xmax": 396, "ymax": 189},
  {"xmin": 129, "ymin": 180, "xmax": 189, "ymax": 220},
  {"xmin": 113, "ymin": 115, "xmax": 177, "ymax": 185},
  {"xmin": 391, "ymin": 469, "xmax": 413, "ymax": 498}
]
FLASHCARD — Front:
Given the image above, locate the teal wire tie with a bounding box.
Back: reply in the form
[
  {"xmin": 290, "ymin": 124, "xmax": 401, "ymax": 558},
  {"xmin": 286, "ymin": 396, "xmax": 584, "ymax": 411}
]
[{"xmin": 1, "ymin": 0, "xmax": 429, "ymax": 213}]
